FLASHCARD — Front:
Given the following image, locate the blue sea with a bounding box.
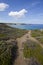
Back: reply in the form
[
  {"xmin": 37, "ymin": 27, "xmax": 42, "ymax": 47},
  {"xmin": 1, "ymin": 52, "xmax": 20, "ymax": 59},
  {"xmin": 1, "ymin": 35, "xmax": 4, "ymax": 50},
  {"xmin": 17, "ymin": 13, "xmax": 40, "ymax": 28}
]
[{"xmin": 8, "ymin": 24, "xmax": 43, "ymax": 30}]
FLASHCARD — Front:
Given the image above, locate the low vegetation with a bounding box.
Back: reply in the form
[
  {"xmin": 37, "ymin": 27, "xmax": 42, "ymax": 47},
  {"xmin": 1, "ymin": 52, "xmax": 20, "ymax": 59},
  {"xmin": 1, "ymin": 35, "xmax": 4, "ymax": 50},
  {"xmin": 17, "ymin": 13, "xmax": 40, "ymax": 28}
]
[
  {"xmin": 31, "ymin": 30, "xmax": 43, "ymax": 44},
  {"xmin": 23, "ymin": 40, "xmax": 43, "ymax": 65},
  {"xmin": 0, "ymin": 23, "xmax": 28, "ymax": 40},
  {"xmin": 0, "ymin": 23, "xmax": 28, "ymax": 65},
  {"xmin": 0, "ymin": 41, "xmax": 18, "ymax": 65}
]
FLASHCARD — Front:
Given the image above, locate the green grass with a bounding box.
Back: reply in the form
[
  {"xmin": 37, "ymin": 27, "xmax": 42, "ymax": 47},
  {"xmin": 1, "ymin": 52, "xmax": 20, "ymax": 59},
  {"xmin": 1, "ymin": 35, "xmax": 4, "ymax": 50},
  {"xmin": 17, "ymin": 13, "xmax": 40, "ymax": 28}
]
[
  {"xmin": 31, "ymin": 30, "xmax": 43, "ymax": 44},
  {"xmin": 31, "ymin": 30, "xmax": 41, "ymax": 37},
  {"xmin": 13, "ymin": 29, "xmax": 28, "ymax": 38},
  {"xmin": 23, "ymin": 40, "xmax": 43, "ymax": 65}
]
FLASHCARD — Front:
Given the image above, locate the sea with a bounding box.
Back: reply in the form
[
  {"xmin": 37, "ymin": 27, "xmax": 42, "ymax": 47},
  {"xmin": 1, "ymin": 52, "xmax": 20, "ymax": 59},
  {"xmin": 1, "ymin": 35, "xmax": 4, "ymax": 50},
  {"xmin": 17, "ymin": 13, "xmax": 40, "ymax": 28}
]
[{"xmin": 8, "ymin": 24, "xmax": 43, "ymax": 30}]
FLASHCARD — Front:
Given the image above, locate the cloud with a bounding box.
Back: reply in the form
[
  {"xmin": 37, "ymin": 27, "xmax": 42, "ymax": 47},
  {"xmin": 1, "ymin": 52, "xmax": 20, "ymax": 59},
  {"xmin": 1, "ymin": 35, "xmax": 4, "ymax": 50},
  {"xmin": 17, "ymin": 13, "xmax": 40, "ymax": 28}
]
[
  {"xmin": 0, "ymin": 3, "xmax": 9, "ymax": 11},
  {"xmin": 8, "ymin": 9, "xmax": 27, "ymax": 18}
]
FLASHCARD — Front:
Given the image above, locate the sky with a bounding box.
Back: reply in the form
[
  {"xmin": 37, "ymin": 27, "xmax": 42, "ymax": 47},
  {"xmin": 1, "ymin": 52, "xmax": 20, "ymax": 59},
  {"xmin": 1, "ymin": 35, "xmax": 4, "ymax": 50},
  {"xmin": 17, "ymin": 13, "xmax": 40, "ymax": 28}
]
[{"xmin": 0, "ymin": 0, "xmax": 43, "ymax": 24}]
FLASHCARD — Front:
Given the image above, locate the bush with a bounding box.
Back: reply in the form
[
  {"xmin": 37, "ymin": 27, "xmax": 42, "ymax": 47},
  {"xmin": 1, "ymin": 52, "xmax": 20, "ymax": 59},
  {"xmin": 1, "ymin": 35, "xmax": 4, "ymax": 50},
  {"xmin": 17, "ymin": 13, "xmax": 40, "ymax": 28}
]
[{"xmin": 0, "ymin": 41, "xmax": 18, "ymax": 65}]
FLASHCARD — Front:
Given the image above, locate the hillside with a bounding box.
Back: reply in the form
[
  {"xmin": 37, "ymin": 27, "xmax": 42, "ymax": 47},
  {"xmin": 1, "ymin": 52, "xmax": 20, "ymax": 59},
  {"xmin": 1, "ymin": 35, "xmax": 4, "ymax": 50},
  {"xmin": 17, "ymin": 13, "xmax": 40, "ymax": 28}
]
[{"xmin": 0, "ymin": 23, "xmax": 28, "ymax": 65}]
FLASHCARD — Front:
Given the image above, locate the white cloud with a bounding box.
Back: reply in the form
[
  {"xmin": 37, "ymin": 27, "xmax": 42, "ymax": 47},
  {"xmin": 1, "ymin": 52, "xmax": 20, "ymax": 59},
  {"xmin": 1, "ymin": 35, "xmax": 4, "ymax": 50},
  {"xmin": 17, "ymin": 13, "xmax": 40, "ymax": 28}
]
[
  {"xmin": 0, "ymin": 3, "xmax": 9, "ymax": 11},
  {"xmin": 8, "ymin": 9, "xmax": 27, "ymax": 18}
]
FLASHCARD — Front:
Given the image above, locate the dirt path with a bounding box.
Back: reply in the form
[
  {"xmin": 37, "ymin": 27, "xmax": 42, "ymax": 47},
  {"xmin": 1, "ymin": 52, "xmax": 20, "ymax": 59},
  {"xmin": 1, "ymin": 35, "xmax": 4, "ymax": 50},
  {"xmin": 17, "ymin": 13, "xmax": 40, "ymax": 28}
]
[
  {"xmin": 28, "ymin": 30, "xmax": 43, "ymax": 48},
  {"xmin": 14, "ymin": 32, "xmax": 29, "ymax": 65},
  {"xmin": 14, "ymin": 30, "xmax": 43, "ymax": 65}
]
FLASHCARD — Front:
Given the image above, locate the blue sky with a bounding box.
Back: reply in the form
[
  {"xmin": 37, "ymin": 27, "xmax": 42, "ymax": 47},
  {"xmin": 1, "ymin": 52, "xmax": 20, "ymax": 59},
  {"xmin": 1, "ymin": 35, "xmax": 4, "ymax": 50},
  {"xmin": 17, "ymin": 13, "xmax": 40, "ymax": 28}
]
[{"xmin": 0, "ymin": 0, "xmax": 43, "ymax": 24}]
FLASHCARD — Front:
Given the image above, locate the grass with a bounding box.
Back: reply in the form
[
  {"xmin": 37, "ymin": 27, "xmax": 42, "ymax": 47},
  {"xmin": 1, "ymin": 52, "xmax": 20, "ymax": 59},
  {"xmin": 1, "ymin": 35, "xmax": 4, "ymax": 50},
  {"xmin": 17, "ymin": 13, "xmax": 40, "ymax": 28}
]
[
  {"xmin": 11, "ymin": 28, "xmax": 28, "ymax": 39},
  {"xmin": 31, "ymin": 30, "xmax": 43, "ymax": 44},
  {"xmin": 37, "ymin": 38, "xmax": 43, "ymax": 44},
  {"xmin": 23, "ymin": 40, "xmax": 43, "ymax": 65}
]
